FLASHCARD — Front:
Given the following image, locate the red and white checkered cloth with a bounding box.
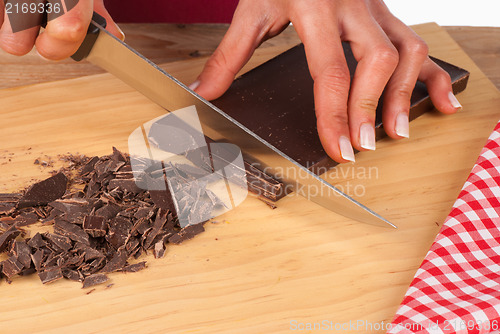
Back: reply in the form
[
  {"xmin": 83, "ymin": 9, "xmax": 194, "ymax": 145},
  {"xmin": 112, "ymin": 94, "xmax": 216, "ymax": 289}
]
[{"xmin": 388, "ymin": 120, "xmax": 500, "ymax": 334}]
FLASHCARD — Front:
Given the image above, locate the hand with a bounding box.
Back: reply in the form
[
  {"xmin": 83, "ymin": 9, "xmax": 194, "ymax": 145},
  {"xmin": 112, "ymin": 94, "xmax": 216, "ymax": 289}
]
[
  {"xmin": 0, "ymin": 0, "xmax": 123, "ymax": 60},
  {"xmin": 191, "ymin": 0, "xmax": 461, "ymax": 163}
]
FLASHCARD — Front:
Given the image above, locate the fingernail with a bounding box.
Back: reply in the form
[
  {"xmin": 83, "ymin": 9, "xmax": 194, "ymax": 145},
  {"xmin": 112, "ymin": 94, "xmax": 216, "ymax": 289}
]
[
  {"xmin": 116, "ymin": 24, "xmax": 125, "ymax": 41},
  {"xmin": 339, "ymin": 136, "xmax": 355, "ymax": 162},
  {"xmin": 359, "ymin": 123, "xmax": 376, "ymax": 150},
  {"xmin": 395, "ymin": 113, "xmax": 410, "ymax": 138},
  {"xmin": 189, "ymin": 80, "xmax": 200, "ymax": 91},
  {"xmin": 448, "ymin": 92, "xmax": 462, "ymax": 110}
]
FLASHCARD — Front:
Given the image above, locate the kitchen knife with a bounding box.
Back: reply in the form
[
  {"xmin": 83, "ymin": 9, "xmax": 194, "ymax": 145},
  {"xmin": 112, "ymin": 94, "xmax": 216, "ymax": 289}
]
[{"xmin": 66, "ymin": 12, "xmax": 396, "ymax": 228}]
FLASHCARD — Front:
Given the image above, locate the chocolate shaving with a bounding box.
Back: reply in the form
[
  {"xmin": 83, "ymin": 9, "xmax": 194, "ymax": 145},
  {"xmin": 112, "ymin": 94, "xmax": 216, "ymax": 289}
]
[
  {"xmin": 11, "ymin": 240, "xmax": 32, "ymax": 268},
  {"xmin": 1, "ymin": 256, "xmax": 23, "ymax": 278},
  {"xmin": 82, "ymin": 215, "xmax": 107, "ymax": 238},
  {"xmin": 14, "ymin": 211, "xmax": 39, "ymax": 227},
  {"xmin": 0, "ymin": 226, "xmax": 20, "ymax": 252},
  {"xmin": 0, "ymin": 147, "xmax": 220, "ymax": 287},
  {"xmin": 38, "ymin": 267, "xmax": 63, "ymax": 284},
  {"xmin": 54, "ymin": 219, "xmax": 90, "ymax": 245},
  {"xmin": 168, "ymin": 223, "xmax": 205, "ymax": 245},
  {"xmin": 119, "ymin": 261, "xmax": 146, "ymax": 273},
  {"xmin": 27, "ymin": 232, "xmax": 46, "ymax": 249},
  {"xmin": 18, "ymin": 172, "xmax": 67, "ymax": 209},
  {"xmin": 101, "ymin": 249, "xmax": 128, "ymax": 273}
]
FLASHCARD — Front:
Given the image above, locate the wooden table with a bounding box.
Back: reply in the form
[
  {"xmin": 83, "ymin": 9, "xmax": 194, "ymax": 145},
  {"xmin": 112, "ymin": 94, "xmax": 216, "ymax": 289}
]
[
  {"xmin": 1, "ymin": 24, "xmax": 500, "ymax": 333},
  {"xmin": 0, "ymin": 24, "xmax": 499, "ymax": 90}
]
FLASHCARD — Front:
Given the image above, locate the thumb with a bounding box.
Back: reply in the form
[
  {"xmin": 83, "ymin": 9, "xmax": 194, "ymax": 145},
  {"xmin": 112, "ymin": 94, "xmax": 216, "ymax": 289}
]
[
  {"xmin": 191, "ymin": 17, "xmax": 262, "ymax": 101},
  {"xmin": 93, "ymin": 0, "xmax": 124, "ymax": 41}
]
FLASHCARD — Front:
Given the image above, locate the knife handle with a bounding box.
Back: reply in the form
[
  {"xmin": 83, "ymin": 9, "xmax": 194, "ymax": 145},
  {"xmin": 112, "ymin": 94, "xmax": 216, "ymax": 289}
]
[{"xmin": 40, "ymin": 11, "xmax": 107, "ymax": 62}]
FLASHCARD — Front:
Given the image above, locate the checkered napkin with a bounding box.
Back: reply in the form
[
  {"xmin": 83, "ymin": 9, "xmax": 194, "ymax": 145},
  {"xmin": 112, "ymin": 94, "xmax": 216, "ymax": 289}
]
[{"xmin": 388, "ymin": 120, "xmax": 500, "ymax": 334}]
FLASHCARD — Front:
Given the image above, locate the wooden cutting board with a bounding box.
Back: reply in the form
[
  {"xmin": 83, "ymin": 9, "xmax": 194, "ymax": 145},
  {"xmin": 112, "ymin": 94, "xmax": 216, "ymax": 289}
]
[{"xmin": 1, "ymin": 23, "xmax": 499, "ymax": 333}]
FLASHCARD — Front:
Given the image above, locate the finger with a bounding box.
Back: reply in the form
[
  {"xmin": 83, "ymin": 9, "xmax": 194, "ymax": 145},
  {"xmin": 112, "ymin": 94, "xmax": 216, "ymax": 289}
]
[
  {"xmin": 93, "ymin": 0, "xmax": 124, "ymax": 40},
  {"xmin": 191, "ymin": 6, "xmax": 266, "ymax": 101},
  {"xmin": 0, "ymin": 0, "xmax": 4, "ymax": 28},
  {"xmin": 0, "ymin": 3, "xmax": 43, "ymax": 56},
  {"xmin": 35, "ymin": 0, "xmax": 93, "ymax": 60},
  {"xmin": 341, "ymin": 5, "xmax": 399, "ymax": 151},
  {"xmin": 379, "ymin": 16, "xmax": 429, "ymax": 139},
  {"xmin": 419, "ymin": 57, "xmax": 461, "ymax": 114},
  {"xmin": 290, "ymin": 1, "xmax": 355, "ymax": 163}
]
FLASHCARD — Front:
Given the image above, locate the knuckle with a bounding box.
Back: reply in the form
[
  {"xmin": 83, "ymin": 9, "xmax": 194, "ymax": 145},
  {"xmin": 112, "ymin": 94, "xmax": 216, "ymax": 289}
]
[
  {"xmin": 206, "ymin": 47, "xmax": 238, "ymax": 76},
  {"xmin": 49, "ymin": 19, "xmax": 87, "ymax": 43},
  {"xmin": 392, "ymin": 84, "xmax": 413, "ymax": 101},
  {"xmin": 317, "ymin": 110, "xmax": 349, "ymax": 127},
  {"xmin": 407, "ymin": 38, "xmax": 429, "ymax": 58},
  {"xmin": 372, "ymin": 44, "xmax": 399, "ymax": 68},
  {"xmin": 410, "ymin": 38, "xmax": 429, "ymax": 57},
  {"xmin": 357, "ymin": 97, "xmax": 379, "ymax": 114},
  {"xmin": 314, "ymin": 64, "xmax": 351, "ymax": 92}
]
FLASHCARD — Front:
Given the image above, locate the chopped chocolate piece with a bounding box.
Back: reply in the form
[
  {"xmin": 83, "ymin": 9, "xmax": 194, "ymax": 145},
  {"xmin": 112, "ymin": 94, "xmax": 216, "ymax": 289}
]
[
  {"xmin": 41, "ymin": 208, "xmax": 61, "ymax": 225},
  {"xmin": 87, "ymin": 257, "xmax": 106, "ymax": 274},
  {"xmin": 85, "ymin": 175, "xmax": 101, "ymax": 198},
  {"xmin": 81, "ymin": 156, "xmax": 99, "ymax": 176},
  {"xmin": 18, "ymin": 172, "xmax": 67, "ymax": 208},
  {"xmin": 82, "ymin": 273, "xmax": 109, "ymax": 289},
  {"xmin": 86, "ymin": 288, "xmax": 96, "ymax": 294},
  {"xmin": 0, "ymin": 226, "xmax": 20, "ymax": 252},
  {"xmin": 94, "ymin": 204, "xmax": 121, "ymax": 220},
  {"xmin": 62, "ymin": 269, "xmax": 82, "ymax": 281},
  {"xmin": 154, "ymin": 239, "xmax": 166, "ymax": 259},
  {"xmin": 0, "ymin": 217, "xmax": 15, "ymax": 228},
  {"xmin": 13, "ymin": 211, "xmax": 39, "ymax": 227},
  {"xmin": 134, "ymin": 207, "xmax": 154, "ymax": 220},
  {"xmin": 119, "ymin": 261, "xmax": 146, "ymax": 273},
  {"xmin": 74, "ymin": 243, "xmax": 105, "ymax": 261},
  {"xmin": 49, "ymin": 198, "xmax": 91, "ymax": 222},
  {"xmin": 168, "ymin": 223, "xmax": 205, "ymax": 245},
  {"xmin": 144, "ymin": 209, "xmax": 168, "ymax": 250},
  {"xmin": 31, "ymin": 249, "xmax": 44, "ymax": 271},
  {"xmin": 130, "ymin": 217, "xmax": 150, "ymax": 236},
  {"xmin": 27, "ymin": 232, "xmax": 46, "ymax": 249},
  {"xmin": 45, "ymin": 233, "xmax": 72, "ymax": 252},
  {"xmin": 101, "ymin": 249, "xmax": 128, "ymax": 273},
  {"xmin": 0, "ymin": 221, "xmax": 10, "ymax": 230},
  {"xmin": 0, "ymin": 193, "xmax": 22, "ymax": 203},
  {"xmin": 82, "ymin": 215, "xmax": 107, "ymax": 238},
  {"xmin": 0, "ymin": 204, "xmax": 15, "ymax": 215},
  {"xmin": 33, "ymin": 206, "xmax": 50, "ymax": 219},
  {"xmin": 149, "ymin": 189, "xmax": 175, "ymax": 213},
  {"xmin": 11, "ymin": 240, "xmax": 32, "ymax": 268},
  {"xmin": 108, "ymin": 179, "xmax": 142, "ymax": 194},
  {"xmin": 43, "ymin": 253, "xmax": 64, "ymax": 268},
  {"xmin": 112, "ymin": 147, "xmax": 128, "ymax": 163},
  {"xmin": 54, "ymin": 219, "xmax": 90, "ymax": 245},
  {"xmin": 1, "ymin": 256, "xmax": 23, "ymax": 278},
  {"xmin": 38, "ymin": 267, "xmax": 63, "ymax": 284},
  {"xmin": 19, "ymin": 266, "xmax": 37, "ymax": 276},
  {"xmin": 106, "ymin": 217, "xmax": 133, "ymax": 250},
  {"xmin": 125, "ymin": 236, "xmax": 140, "ymax": 254}
]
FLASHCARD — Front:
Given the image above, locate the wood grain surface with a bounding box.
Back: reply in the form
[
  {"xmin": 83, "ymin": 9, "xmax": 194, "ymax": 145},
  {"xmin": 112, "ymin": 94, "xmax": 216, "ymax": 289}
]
[
  {"xmin": 1, "ymin": 23, "xmax": 500, "ymax": 334},
  {"xmin": 0, "ymin": 24, "xmax": 499, "ymax": 90}
]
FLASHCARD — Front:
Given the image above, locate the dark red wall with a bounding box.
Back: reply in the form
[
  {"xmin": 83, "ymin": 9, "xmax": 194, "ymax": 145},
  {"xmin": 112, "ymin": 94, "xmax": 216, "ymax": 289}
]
[{"xmin": 104, "ymin": 0, "xmax": 239, "ymax": 24}]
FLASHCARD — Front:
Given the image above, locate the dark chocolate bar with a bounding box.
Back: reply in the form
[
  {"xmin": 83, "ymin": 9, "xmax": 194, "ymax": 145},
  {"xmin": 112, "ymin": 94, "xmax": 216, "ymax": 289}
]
[{"xmin": 213, "ymin": 43, "xmax": 470, "ymax": 174}]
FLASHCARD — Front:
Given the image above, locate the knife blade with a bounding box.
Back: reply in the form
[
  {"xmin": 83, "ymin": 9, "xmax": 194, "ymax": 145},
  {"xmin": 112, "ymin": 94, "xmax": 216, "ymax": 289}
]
[{"xmin": 72, "ymin": 13, "xmax": 396, "ymax": 228}]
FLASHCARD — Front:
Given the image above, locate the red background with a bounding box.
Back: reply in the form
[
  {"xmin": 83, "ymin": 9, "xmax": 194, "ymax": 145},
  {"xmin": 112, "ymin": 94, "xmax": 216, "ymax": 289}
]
[{"xmin": 104, "ymin": 0, "xmax": 239, "ymax": 24}]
